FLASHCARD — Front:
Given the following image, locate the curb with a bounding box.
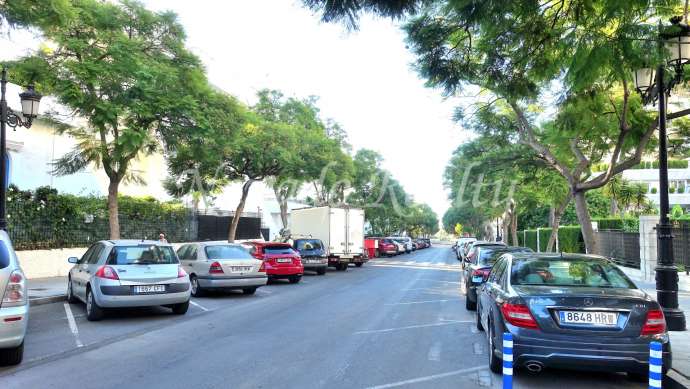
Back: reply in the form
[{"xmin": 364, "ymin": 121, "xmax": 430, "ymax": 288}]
[
  {"xmin": 665, "ymin": 369, "xmax": 690, "ymax": 389},
  {"xmin": 29, "ymin": 294, "xmax": 66, "ymax": 306}
]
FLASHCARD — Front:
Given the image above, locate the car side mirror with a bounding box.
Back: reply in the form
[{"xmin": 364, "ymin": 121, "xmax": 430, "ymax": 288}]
[{"xmin": 68, "ymin": 256, "xmax": 79, "ymax": 264}]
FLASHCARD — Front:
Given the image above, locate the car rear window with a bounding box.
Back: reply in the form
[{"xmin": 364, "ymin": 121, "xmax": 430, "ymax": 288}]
[
  {"xmin": 205, "ymin": 245, "xmax": 253, "ymax": 260},
  {"xmin": 479, "ymin": 248, "xmax": 532, "ymax": 265},
  {"xmin": 0, "ymin": 241, "xmax": 10, "ymax": 269},
  {"xmin": 295, "ymin": 240, "xmax": 323, "ymax": 250},
  {"xmin": 107, "ymin": 245, "xmax": 179, "ymax": 265},
  {"xmin": 511, "ymin": 257, "xmax": 635, "ymax": 288},
  {"xmin": 264, "ymin": 246, "xmax": 295, "ymax": 255}
]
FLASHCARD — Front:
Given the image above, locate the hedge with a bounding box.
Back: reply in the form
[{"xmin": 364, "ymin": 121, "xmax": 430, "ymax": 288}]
[
  {"xmin": 592, "ymin": 159, "xmax": 688, "ymax": 172},
  {"xmin": 592, "ymin": 217, "xmax": 639, "ymax": 232},
  {"xmin": 518, "ymin": 225, "xmax": 585, "ymax": 253},
  {"xmin": 7, "ymin": 186, "xmax": 194, "ymax": 250}
]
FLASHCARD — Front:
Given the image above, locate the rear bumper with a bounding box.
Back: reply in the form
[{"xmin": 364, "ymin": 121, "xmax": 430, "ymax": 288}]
[
  {"xmin": 303, "ymin": 263, "xmax": 327, "ymax": 271},
  {"xmin": 198, "ymin": 275, "xmax": 267, "ymax": 289},
  {"xmin": 0, "ymin": 304, "xmax": 29, "ymax": 348},
  {"xmin": 510, "ymin": 334, "xmax": 672, "ymax": 373},
  {"xmin": 96, "ymin": 282, "xmax": 190, "ymax": 308},
  {"xmin": 266, "ymin": 266, "xmax": 303, "ymax": 276},
  {"xmin": 349, "ymin": 256, "xmax": 368, "ymax": 264}
]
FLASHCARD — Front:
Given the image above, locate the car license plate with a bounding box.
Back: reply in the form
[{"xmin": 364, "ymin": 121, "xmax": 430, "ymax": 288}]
[
  {"xmin": 133, "ymin": 285, "xmax": 165, "ymax": 294},
  {"xmin": 276, "ymin": 258, "xmax": 291, "ymax": 263},
  {"xmin": 559, "ymin": 310, "xmax": 618, "ymax": 326},
  {"xmin": 472, "ymin": 276, "xmax": 483, "ymax": 283},
  {"xmin": 231, "ymin": 266, "xmax": 251, "ymax": 272}
]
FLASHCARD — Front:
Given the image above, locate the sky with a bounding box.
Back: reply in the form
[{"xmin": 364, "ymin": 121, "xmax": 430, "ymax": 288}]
[{"xmin": 0, "ymin": 0, "xmax": 472, "ymax": 220}]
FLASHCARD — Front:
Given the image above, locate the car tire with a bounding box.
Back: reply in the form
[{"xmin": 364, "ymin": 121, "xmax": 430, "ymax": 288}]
[
  {"xmin": 190, "ymin": 275, "xmax": 204, "ymax": 297},
  {"xmin": 355, "ymin": 262, "xmax": 363, "ymax": 268},
  {"xmin": 86, "ymin": 287, "xmax": 104, "ymax": 322},
  {"xmin": 476, "ymin": 304, "xmax": 484, "ymax": 332},
  {"xmin": 0, "ymin": 341, "xmax": 23, "ymax": 366},
  {"xmin": 172, "ymin": 300, "xmax": 189, "ymax": 315},
  {"xmin": 316, "ymin": 268, "xmax": 326, "ymax": 275},
  {"xmin": 243, "ymin": 287, "xmax": 257, "ymax": 295},
  {"xmin": 488, "ymin": 320, "xmax": 503, "ymax": 374},
  {"xmin": 66, "ymin": 278, "xmax": 78, "ymax": 304},
  {"xmin": 289, "ymin": 276, "xmax": 302, "ymax": 284},
  {"xmin": 465, "ymin": 286, "xmax": 477, "ymax": 311}
]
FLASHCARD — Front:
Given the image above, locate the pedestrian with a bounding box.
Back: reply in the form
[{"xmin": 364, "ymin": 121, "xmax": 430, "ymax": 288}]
[{"xmin": 158, "ymin": 233, "xmax": 168, "ymax": 244}]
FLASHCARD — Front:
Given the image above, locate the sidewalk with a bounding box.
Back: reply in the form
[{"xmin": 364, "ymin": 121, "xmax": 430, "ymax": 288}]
[{"xmin": 27, "ymin": 276, "xmax": 67, "ymax": 306}]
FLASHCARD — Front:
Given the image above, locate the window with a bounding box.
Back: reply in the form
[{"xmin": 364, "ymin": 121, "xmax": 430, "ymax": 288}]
[
  {"xmin": 176, "ymin": 245, "xmax": 190, "ymax": 260},
  {"xmin": 107, "ymin": 245, "xmax": 179, "ymax": 265},
  {"xmin": 188, "ymin": 246, "xmax": 198, "ymax": 261},
  {"xmin": 295, "ymin": 239, "xmax": 323, "ymax": 250},
  {"xmin": 87, "ymin": 244, "xmax": 104, "ymax": 264},
  {"xmin": 488, "ymin": 259, "xmax": 507, "ymax": 284},
  {"xmin": 79, "ymin": 245, "xmax": 98, "ymax": 265},
  {"xmin": 263, "ymin": 246, "xmax": 295, "ymax": 255},
  {"xmin": 511, "ymin": 257, "xmax": 636, "ymax": 288},
  {"xmin": 205, "ymin": 245, "xmax": 253, "ymax": 260},
  {"xmin": 0, "ymin": 240, "xmax": 10, "ymax": 269}
]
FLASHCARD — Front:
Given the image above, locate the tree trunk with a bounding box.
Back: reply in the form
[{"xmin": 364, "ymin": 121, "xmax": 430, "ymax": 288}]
[
  {"xmin": 549, "ymin": 206, "xmax": 555, "ymax": 227},
  {"xmin": 546, "ymin": 195, "xmax": 571, "ymax": 252},
  {"xmin": 510, "ymin": 211, "xmax": 518, "ymax": 246},
  {"xmin": 610, "ymin": 198, "xmax": 619, "ymax": 217},
  {"xmin": 228, "ymin": 180, "xmax": 254, "ymax": 242},
  {"xmin": 573, "ymin": 190, "xmax": 596, "ymax": 254},
  {"xmin": 107, "ymin": 179, "xmax": 121, "ymax": 240},
  {"xmin": 502, "ymin": 212, "xmax": 510, "ymax": 244}
]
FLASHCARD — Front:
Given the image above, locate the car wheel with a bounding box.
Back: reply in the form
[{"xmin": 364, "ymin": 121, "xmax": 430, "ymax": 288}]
[
  {"xmin": 465, "ymin": 289, "xmax": 477, "ymax": 311},
  {"xmin": 0, "ymin": 341, "xmax": 23, "ymax": 366},
  {"xmin": 243, "ymin": 287, "xmax": 257, "ymax": 295},
  {"xmin": 355, "ymin": 262, "xmax": 363, "ymax": 268},
  {"xmin": 476, "ymin": 303, "xmax": 484, "ymax": 332},
  {"xmin": 172, "ymin": 300, "xmax": 189, "ymax": 315},
  {"xmin": 190, "ymin": 275, "xmax": 204, "ymax": 297},
  {"xmin": 289, "ymin": 276, "xmax": 301, "ymax": 284},
  {"xmin": 488, "ymin": 320, "xmax": 503, "ymax": 374},
  {"xmin": 316, "ymin": 268, "xmax": 326, "ymax": 275},
  {"xmin": 86, "ymin": 287, "xmax": 104, "ymax": 322},
  {"xmin": 66, "ymin": 278, "xmax": 78, "ymax": 304}
]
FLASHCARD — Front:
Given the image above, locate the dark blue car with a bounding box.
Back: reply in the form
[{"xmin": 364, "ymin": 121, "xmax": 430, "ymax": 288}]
[
  {"xmin": 292, "ymin": 239, "xmax": 328, "ymax": 275},
  {"xmin": 476, "ymin": 253, "xmax": 671, "ymax": 381}
]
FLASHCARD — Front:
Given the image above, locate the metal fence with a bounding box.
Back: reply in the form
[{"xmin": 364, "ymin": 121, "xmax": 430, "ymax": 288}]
[
  {"xmin": 8, "ymin": 209, "xmax": 262, "ymax": 250},
  {"xmin": 592, "ymin": 230, "xmax": 641, "ymax": 269},
  {"xmin": 671, "ymin": 224, "xmax": 690, "ymax": 274}
]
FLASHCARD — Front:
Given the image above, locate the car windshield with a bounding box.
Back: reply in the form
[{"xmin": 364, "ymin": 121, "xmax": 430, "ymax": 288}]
[
  {"xmin": 108, "ymin": 245, "xmax": 178, "ymax": 265},
  {"xmin": 295, "ymin": 240, "xmax": 323, "ymax": 250},
  {"xmin": 511, "ymin": 257, "xmax": 636, "ymax": 288},
  {"xmin": 264, "ymin": 246, "xmax": 295, "ymax": 255},
  {"xmin": 205, "ymin": 245, "xmax": 253, "ymax": 260}
]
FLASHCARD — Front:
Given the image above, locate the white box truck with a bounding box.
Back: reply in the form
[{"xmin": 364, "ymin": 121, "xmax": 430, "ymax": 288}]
[{"xmin": 289, "ymin": 206, "xmax": 366, "ymax": 270}]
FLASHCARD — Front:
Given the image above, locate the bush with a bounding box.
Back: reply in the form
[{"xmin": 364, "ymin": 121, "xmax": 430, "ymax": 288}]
[
  {"xmin": 670, "ymin": 187, "xmax": 676, "ymax": 194},
  {"xmin": 679, "ymin": 187, "xmax": 686, "ymax": 194},
  {"xmin": 651, "ymin": 187, "xmax": 658, "ymax": 194},
  {"xmin": 6, "ymin": 185, "xmax": 193, "ymax": 250},
  {"xmin": 593, "ymin": 217, "xmax": 639, "ymax": 232},
  {"xmin": 558, "ymin": 225, "xmax": 585, "ymax": 253}
]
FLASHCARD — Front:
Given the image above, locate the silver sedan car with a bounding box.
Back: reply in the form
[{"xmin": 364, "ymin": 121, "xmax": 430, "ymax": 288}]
[
  {"xmin": 67, "ymin": 240, "xmax": 191, "ymax": 321},
  {"xmin": 0, "ymin": 230, "xmax": 28, "ymax": 365},
  {"xmin": 177, "ymin": 241, "xmax": 267, "ymax": 297}
]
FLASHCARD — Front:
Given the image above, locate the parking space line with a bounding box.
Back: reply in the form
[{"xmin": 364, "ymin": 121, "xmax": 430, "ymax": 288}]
[
  {"xmin": 63, "ymin": 303, "xmax": 83, "ymax": 348},
  {"xmin": 354, "ymin": 320, "xmax": 473, "ymax": 335},
  {"xmin": 385, "ymin": 299, "xmax": 450, "ymax": 305},
  {"xmin": 364, "ymin": 366, "xmax": 486, "ymax": 389},
  {"xmin": 189, "ymin": 300, "xmax": 209, "ymax": 312},
  {"xmin": 427, "ymin": 341, "xmax": 441, "ymax": 361}
]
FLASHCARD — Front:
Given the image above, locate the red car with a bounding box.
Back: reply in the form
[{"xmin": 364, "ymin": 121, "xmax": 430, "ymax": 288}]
[
  {"xmin": 242, "ymin": 241, "xmax": 303, "ymax": 283},
  {"xmin": 377, "ymin": 238, "xmax": 398, "ymax": 257}
]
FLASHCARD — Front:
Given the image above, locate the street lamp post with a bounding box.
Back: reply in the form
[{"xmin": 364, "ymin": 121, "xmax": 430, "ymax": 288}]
[
  {"xmin": 633, "ymin": 17, "xmax": 688, "ymax": 331},
  {"xmin": 0, "ymin": 67, "xmax": 42, "ymax": 230}
]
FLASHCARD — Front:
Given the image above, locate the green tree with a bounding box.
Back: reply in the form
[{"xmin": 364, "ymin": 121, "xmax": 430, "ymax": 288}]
[{"xmin": 12, "ymin": 0, "xmax": 207, "ymax": 239}]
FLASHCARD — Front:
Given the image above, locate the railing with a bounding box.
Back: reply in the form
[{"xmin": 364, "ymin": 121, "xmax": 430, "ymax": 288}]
[
  {"xmin": 671, "ymin": 224, "xmax": 690, "ymax": 274},
  {"xmin": 593, "ymin": 230, "xmax": 641, "ymax": 269}
]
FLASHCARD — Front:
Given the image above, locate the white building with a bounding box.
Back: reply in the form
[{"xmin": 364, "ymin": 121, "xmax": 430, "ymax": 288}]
[{"xmin": 622, "ymin": 162, "xmax": 690, "ymax": 208}]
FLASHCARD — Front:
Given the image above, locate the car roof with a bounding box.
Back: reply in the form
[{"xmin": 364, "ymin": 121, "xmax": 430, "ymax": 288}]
[
  {"xmin": 194, "ymin": 241, "xmax": 245, "ymax": 247},
  {"xmin": 254, "ymin": 241, "xmax": 292, "ymax": 247},
  {"xmin": 505, "ymin": 252, "xmax": 607, "ymax": 262},
  {"xmin": 106, "ymin": 239, "xmax": 170, "ymax": 247}
]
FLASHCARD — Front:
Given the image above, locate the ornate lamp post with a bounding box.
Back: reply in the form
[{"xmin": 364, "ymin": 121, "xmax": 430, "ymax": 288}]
[
  {"xmin": 0, "ymin": 67, "xmax": 42, "ymax": 230},
  {"xmin": 633, "ymin": 17, "xmax": 689, "ymax": 331}
]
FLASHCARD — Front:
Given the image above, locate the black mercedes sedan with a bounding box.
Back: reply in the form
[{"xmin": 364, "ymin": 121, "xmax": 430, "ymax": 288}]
[{"xmin": 476, "ymin": 252, "xmax": 671, "ymax": 380}]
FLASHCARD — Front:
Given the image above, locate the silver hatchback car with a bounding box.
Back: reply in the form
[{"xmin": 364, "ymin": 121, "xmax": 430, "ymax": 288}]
[
  {"xmin": 0, "ymin": 230, "xmax": 28, "ymax": 365},
  {"xmin": 67, "ymin": 240, "xmax": 191, "ymax": 321},
  {"xmin": 177, "ymin": 241, "xmax": 267, "ymax": 297}
]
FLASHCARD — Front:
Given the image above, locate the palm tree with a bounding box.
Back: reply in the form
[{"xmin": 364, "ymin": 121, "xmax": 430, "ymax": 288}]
[{"xmin": 604, "ymin": 175, "xmax": 624, "ymax": 216}]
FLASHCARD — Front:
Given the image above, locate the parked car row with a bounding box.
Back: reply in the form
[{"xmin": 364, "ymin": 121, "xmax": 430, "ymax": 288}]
[
  {"xmin": 368, "ymin": 237, "xmax": 431, "ymax": 257},
  {"xmin": 464, "ymin": 247, "xmax": 672, "ymax": 381}
]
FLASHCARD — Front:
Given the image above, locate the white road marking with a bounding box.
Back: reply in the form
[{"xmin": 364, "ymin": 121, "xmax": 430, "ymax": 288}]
[
  {"xmin": 189, "ymin": 300, "xmax": 209, "ymax": 311},
  {"xmin": 386, "ymin": 299, "xmax": 450, "ymax": 305},
  {"xmin": 427, "ymin": 341, "xmax": 441, "ymax": 361},
  {"xmin": 417, "ymin": 279, "xmax": 461, "ymax": 284},
  {"xmin": 354, "ymin": 320, "xmax": 473, "ymax": 335},
  {"xmin": 63, "ymin": 303, "xmax": 83, "ymax": 348},
  {"xmin": 364, "ymin": 366, "xmax": 487, "ymax": 389}
]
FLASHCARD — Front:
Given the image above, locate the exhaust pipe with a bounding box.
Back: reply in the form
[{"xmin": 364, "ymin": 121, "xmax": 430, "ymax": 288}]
[{"xmin": 524, "ymin": 361, "xmax": 544, "ymax": 373}]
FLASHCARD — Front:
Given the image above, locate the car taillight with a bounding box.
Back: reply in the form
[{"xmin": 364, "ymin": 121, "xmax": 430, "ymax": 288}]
[
  {"xmin": 209, "ymin": 261, "xmax": 224, "ymax": 274},
  {"xmin": 259, "ymin": 261, "xmax": 266, "ymax": 272},
  {"xmin": 95, "ymin": 265, "xmax": 119, "ymax": 280},
  {"xmin": 177, "ymin": 266, "xmax": 187, "ymax": 278},
  {"xmin": 293, "ymin": 257, "xmax": 302, "ymax": 265},
  {"xmin": 472, "ymin": 268, "xmax": 491, "ymax": 281},
  {"xmin": 2, "ymin": 270, "xmax": 27, "ymax": 307},
  {"xmin": 501, "ymin": 303, "xmax": 539, "ymax": 329},
  {"xmin": 641, "ymin": 309, "xmax": 666, "ymax": 335}
]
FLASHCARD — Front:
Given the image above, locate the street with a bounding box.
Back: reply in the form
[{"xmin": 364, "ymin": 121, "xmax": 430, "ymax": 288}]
[{"xmin": 0, "ymin": 244, "xmax": 646, "ymax": 389}]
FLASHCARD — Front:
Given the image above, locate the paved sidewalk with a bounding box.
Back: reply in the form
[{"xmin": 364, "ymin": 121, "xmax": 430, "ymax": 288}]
[{"xmin": 27, "ymin": 276, "xmax": 66, "ymax": 306}]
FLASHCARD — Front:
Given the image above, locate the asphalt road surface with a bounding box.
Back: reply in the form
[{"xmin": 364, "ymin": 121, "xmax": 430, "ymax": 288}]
[{"xmin": 0, "ymin": 245, "xmax": 646, "ymax": 389}]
